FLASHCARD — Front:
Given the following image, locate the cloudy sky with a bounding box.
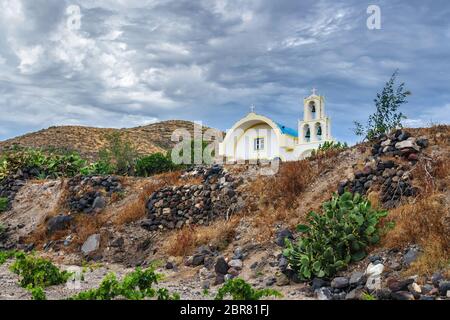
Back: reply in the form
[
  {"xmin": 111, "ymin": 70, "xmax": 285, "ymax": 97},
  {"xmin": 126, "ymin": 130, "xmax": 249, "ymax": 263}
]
[{"xmin": 0, "ymin": 0, "xmax": 449, "ymax": 144}]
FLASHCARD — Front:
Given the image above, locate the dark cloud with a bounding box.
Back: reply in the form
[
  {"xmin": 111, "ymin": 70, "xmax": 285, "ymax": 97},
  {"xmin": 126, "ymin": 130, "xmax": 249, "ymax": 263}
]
[{"xmin": 0, "ymin": 0, "xmax": 449, "ymax": 144}]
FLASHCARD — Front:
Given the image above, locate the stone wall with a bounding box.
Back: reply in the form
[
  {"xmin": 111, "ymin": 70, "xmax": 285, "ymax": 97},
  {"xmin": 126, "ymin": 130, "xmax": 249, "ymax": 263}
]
[
  {"xmin": 67, "ymin": 175, "xmax": 123, "ymax": 214},
  {"xmin": 338, "ymin": 129, "xmax": 427, "ymax": 208},
  {"xmin": 142, "ymin": 165, "xmax": 244, "ymax": 231},
  {"xmin": 0, "ymin": 167, "xmax": 40, "ymax": 211}
]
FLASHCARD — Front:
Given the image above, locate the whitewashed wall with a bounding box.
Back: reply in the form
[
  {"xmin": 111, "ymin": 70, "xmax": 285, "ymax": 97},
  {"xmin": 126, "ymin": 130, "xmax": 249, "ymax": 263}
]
[{"xmin": 235, "ymin": 123, "xmax": 279, "ymax": 160}]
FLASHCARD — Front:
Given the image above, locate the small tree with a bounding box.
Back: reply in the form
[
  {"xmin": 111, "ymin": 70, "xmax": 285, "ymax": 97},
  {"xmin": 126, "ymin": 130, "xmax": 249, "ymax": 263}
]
[{"xmin": 354, "ymin": 70, "xmax": 411, "ymax": 140}]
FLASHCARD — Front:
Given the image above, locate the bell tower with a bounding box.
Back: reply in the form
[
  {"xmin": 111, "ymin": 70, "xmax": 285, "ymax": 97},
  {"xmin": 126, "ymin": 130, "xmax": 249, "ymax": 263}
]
[{"xmin": 298, "ymin": 88, "xmax": 331, "ymax": 144}]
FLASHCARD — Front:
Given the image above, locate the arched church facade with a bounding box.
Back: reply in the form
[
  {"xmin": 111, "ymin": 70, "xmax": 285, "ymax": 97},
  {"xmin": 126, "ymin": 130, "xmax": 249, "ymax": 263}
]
[{"xmin": 218, "ymin": 90, "xmax": 333, "ymax": 162}]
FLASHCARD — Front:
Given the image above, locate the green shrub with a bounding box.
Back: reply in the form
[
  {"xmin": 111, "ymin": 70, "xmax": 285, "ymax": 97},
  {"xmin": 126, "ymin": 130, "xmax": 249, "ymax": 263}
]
[
  {"xmin": 70, "ymin": 267, "xmax": 179, "ymax": 300},
  {"xmin": 0, "ymin": 146, "xmax": 120, "ymax": 180},
  {"xmin": 27, "ymin": 151, "xmax": 86, "ymax": 178},
  {"xmin": 283, "ymin": 192, "xmax": 387, "ymax": 280},
  {"xmin": 0, "ymin": 197, "xmax": 8, "ymax": 212},
  {"xmin": 215, "ymin": 278, "xmax": 282, "ymax": 300},
  {"xmin": 135, "ymin": 153, "xmax": 175, "ymax": 177},
  {"xmin": 317, "ymin": 141, "xmax": 348, "ymax": 152},
  {"xmin": 0, "ymin": 147, "xmax": 88, "ymax": 180},
  {"xmin": 10, "ymin": 252, "xmax": 71, "ymax": 289},
  {"xmin": 28, "ymin": 286, "xmax": 46, "ymax": 300},
  {"xmin": 311, "ymin": 141, "xmax": 348, "ymax": 158},
  {"xmin": 71, "ymin": 273, "xmax": 119, "ymax": 300},
  {"xmin": 79, "ymin": 160, "xmax": 114, "ymax": 176},
  {"xmin": 98, "ymin": 132, "xmax": 138, "ymax": 175},
  {"xmin": 45, "ymin": 153, "xmax": 87, "ymax": 178},
  {"xmin": 0, "ymin": 250, "xmax": 17, "ymax": 265},
  {"xmin": 7, "ymin": 252, "xmax": 70, "ymax": 300}
]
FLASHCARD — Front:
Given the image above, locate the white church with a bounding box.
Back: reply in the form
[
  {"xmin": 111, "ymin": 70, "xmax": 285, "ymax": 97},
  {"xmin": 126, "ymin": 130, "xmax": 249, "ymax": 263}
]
[{"xmin": 218, "ymin": 89, "xmax": 333, "ymax": 162}]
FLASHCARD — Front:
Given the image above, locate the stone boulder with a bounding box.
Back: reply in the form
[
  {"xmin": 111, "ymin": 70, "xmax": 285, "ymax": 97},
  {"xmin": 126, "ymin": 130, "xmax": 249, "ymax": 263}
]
[
  {"xmin": 81, "ymin": 234, "xmax": 100, "ymax": 255},
  {"xmin": 275, "ymin": 229, "xmax": 293, "ymax": 247},
  {"xmin": 331, "ymin": 277, "xmax": 349, "ymax": 289},
  {"xmin": 47, "ymin": 215, "xmax": 73, "ymax": 234}
]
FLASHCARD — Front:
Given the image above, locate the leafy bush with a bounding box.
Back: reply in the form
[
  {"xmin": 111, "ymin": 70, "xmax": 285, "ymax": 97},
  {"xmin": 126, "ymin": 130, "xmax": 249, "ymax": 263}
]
[
  {"xmin": 283, "ymin": 192, "xmax": 388, "ymax": 280},
  {"xmin": 8, "ymin": 252, "xmax": 71, "ymax": 300},
  {"xmin": 135, "ymin": 153, "xmax": 175, "ymax": 177},
  {"xmin": 0, "ymin": 146, "xmax": 121, "ymax": 181},
  {"xmin": 70, "ymin": 267, "xmax": 179, "ymax": 300},
  {"xmin": 0, "ymin": 197, "xmax": 8, "ymax": 212},
  {"xmin": 70, "ymin": 273, "xmax": 119, "ymax": 300},
  {"xmin": 0, "ymin": 147, "xmax": 88, "ymax": 180},
  {"xmin": 28, "ymin": 286, "xmax": 46, "ymax": 300},
  {"xmin": 354, "ymin": 70, "xmax": 411, "ymax": 140},
  {"xmin": 98, "ymin": 132, "xmax": 138, "ymax": 175},
  {"xmin": 317, "ymin": 141, "xmax": 348, "ymax": 152},
  {"xmin": 311, "ymin": 141, "xmax": 348, "ymax": 158},
  {"xmin": 215, "ymin": 278, "xmax": 282, "ymax": 300},
  {"xmin": 79, "ymin": 160, "xmax": 114, "ymax": 176},
  {"xmin": 38, "ymin": 152, "xmax": 87, "ymax": 178},
  {"xmin": 10, "ymin": 252, "xmax": 71, "ymax": 289}
]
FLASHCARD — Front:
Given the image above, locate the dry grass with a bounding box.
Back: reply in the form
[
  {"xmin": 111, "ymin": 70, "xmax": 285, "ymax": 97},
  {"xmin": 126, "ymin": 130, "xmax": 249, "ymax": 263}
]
[
  {"xmin": 412, "ymin": 156, "xmax": 450, "ymax": 195},
  {"xmin": 162, "ymin": 215, "xmax": 241, "ymax": 257},
  {"xmin": 248, "ymin": 206, "xmax": 290, "ymax": 242},
  {"xmin": 408, "ymin": 124, "xmax": 450, "ymax": 148},
  {"xmin": 72, "ymin": 214, "xmax": 103, "ymax": 246},
  {"xmin": 25, "ymin": 224, "xmax": 65, "ymax": 247},
  {"xmin": 383, "ymin": 193, "xmax": 449, "ymax": 247},
  {"xmin": 405, "ymin": 237, "xmax": 450, "ymax": 277},
  {"xmin": 382, "ymin": 193, "xmax": 450, "ymax": 276},
  {"xmin": 240, "ymin": 153, "xmax": 345, "ymax": 243},
  {"xmin": 379, "ymin": 125, "xmax": 450, "ymax": 275},
  {"xmin": 157, "ymin": 170, "xmax": 183, "ymax": 185},
  {"xmin": 112, "ymin": 181, "xmax": 164, "ymax": 226},
  {"xmin": 310, "ymin": 147, "xmax": 346, "ymax": 163},
  {"xmin": 261, "ymin": 160, "xmax": 319, "ymax": 207}
]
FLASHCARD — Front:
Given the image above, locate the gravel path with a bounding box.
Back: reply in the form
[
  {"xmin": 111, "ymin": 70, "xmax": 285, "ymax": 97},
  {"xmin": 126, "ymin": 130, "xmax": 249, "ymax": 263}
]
[{"xmin": 0, "ymin": 259, "xmax": 311, "ymax": 300}]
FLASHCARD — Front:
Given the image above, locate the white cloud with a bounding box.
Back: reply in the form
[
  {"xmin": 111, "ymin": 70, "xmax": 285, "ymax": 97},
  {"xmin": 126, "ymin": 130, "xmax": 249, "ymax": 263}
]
[
  {"xmin": 16, "ymin": 45, "xmax": 44, "ymax": 74},
  {"xmin": 1, "ymin": 0, "xmax": 25, "ymax": 25},
  {"xmin": 0, "ymin": 0, "xmax": 449, "ymax": 144},
  {"xmin": 402, "ymin": 118, "xmax": 427, "ymax": 128}
]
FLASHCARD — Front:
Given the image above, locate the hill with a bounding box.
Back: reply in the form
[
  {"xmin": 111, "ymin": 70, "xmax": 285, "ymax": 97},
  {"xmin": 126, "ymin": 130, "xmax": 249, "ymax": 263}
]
[
  {"xmin": 0, "ymin": 120, "xmax": 219, "ymax": 160},
  {"xmin": 0, "ymin": 125, "xmax": 449, "ymax": 300}
]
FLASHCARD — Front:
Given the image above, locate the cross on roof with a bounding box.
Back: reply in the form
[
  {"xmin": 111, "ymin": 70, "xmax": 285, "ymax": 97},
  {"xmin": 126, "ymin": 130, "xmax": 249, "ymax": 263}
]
[
  {"xmin": 311, "ymin": 88, "xmax": 318, "ymax": 96},
  {"xmin": 250, "ymin": 104, "xmax": 255, "ymax": 113}
]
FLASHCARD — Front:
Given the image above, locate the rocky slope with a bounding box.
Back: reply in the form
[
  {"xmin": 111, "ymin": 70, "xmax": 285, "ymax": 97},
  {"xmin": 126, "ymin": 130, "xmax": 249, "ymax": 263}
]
[
  {"xmin": 0, "ymin": 120, "xmax": 219, "ymax": 160},
  {"xmin": 0, "ymin": 125, "xmax": 449, "ymax": 300}
]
